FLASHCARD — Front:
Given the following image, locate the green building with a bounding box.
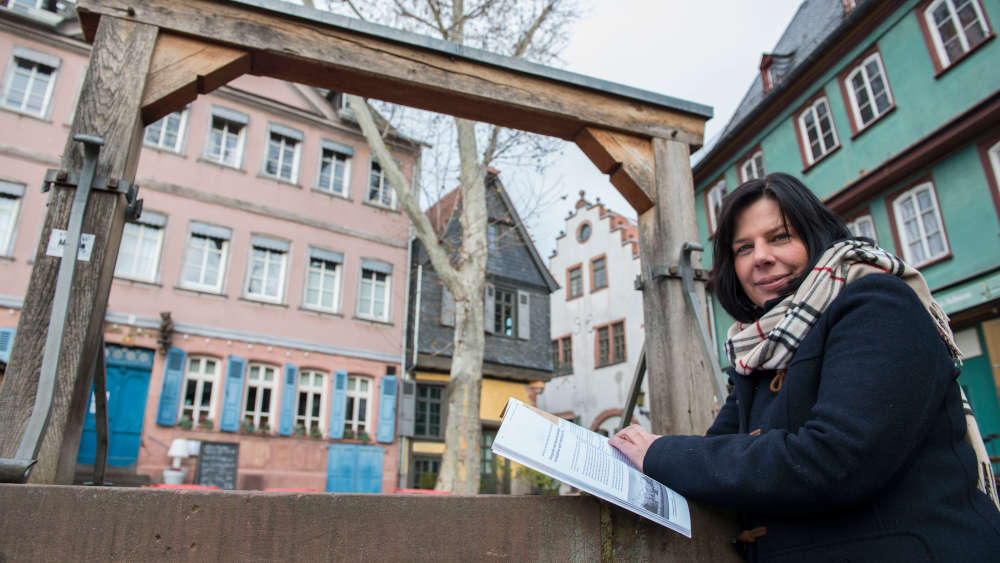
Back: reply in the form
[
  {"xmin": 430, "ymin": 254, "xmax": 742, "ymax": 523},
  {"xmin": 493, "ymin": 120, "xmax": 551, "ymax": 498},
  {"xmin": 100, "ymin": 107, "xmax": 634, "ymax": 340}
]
[{"xmin": 693, "ymin": 0, "xmax": 1000, "ymax": 452}]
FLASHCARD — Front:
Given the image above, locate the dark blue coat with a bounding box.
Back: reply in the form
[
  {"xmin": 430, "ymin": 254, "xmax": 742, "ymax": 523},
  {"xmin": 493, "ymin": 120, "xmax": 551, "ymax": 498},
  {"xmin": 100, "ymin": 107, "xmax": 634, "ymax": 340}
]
[{"xmin": 643, "ymin": 274, "xmax": 1000, "ymax": 561}]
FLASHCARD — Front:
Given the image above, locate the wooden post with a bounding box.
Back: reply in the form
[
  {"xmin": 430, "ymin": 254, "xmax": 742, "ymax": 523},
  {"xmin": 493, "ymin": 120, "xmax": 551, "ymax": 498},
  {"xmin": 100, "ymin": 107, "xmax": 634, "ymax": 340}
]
[
  {"xmin": 637, "ymin": 138, "xmax": 717, "ymax": 435},
  {"xmin": 0, "ymin": 16, "xmax": 158, "ymax": 483}
]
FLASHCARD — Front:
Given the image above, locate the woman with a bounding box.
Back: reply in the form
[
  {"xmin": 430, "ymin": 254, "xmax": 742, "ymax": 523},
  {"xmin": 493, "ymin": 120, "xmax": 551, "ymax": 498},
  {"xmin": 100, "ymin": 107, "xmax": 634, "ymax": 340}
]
[{"xmin": 610, "ymin": 173, "xmax": 1000, "ymax": 561}]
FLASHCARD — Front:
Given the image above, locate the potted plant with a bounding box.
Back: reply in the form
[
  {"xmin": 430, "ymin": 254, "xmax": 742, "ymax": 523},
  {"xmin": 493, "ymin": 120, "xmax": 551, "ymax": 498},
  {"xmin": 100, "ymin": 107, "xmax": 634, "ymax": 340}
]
[
  {"xmin": 259, "ymin": 422, "xmax": 271, "ymax": 436},
  {"xmin": 309, "ymin": 427, "xmax": 323, "ymax": 439},
  {"xmin": 178, "ymin": 415, "xmax": 193, "ymax": 430},
  {"xmin": 240, "ymin": 420, "xmax": 255, "ymax": 434},
  {"xmin": 344, "ymin": 428, "xmax": 355, "ymax": 440},
  {"xmin": 198, "ymin": 418, "xmax": 213, "ymax": 430},
  {"xmin": 359, "ymin": 431, "xmax": 370, "ymax": 443},
  {"xmin": 294, "ymin": 424, "xmax": 306, "ymax": 437}
]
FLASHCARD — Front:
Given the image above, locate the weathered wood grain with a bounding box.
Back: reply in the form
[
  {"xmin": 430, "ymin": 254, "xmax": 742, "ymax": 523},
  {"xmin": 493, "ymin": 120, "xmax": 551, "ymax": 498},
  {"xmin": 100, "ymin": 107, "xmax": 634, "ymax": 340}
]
[
  {"xmin": 574, "ymin": 127, "xmax": 654, "ymax": 214},
  {"xmin": 0, "ymin": 17, "xmax": 158, "ymax": 483},
  {"xmin": 141, "ymin": 32, "xmax": 251, "ymax": 125},
  {"xmin": 638, "ymin": 138, "xmax": 717, "ymax": 436},
  {"xmin": 76, "ymin": 0, "xmax": 706, "ymax": 146}
]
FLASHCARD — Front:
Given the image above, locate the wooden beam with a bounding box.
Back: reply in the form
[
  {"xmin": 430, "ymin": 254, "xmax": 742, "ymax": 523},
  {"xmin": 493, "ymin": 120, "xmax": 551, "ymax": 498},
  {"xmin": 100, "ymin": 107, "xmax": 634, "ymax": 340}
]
[
  {"xmin": 574, "ymin": 128, "xmax": 654, "ymax": 214},
  {"xmin": 638, "ymin": 138, "xmax": 717, "ymax": 436},
  {"xmin": 76, "ymin": 0, "xmax": 707, "ymax": 146},
  {"xmin": 141, "ymin": 32, "xmax": 251, "ymax": 125},
  {"xmin": 0, "ymin": 16, "xmax": 158, "ymax": 483}
]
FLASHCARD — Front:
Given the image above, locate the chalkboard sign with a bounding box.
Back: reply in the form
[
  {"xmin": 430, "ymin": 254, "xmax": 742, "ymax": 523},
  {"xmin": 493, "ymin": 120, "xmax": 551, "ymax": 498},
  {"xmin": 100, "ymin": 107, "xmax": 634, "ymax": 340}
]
[{"xmin": 194, "ymin": 441, "xmax": 239, "ymax": 490}]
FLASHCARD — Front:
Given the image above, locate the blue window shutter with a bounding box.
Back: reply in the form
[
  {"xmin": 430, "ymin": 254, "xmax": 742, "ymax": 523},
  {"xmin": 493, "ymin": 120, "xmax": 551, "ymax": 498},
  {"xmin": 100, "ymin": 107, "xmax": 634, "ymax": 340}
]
[
  {"xmin": 328, "ymin": 370, "xmax": 348, "ymax": 439},
  {"xmin": 0, "ymin": 327, "xmax": 15, "ymax": 364},
  {"xmin": 219, "ymin": 355, "xmax": 246, "ymax": 432},
  {"xmin": 278, "ymin": 363, "xmax": 298, "ymax": 436},
  {"xmin": 376, "ymin": 375, "xmax": 397, "ymax": 443},
  {"xmin": 155, "ymin": 347, "xmax": 186, "ymax": 426},
  {"xmin": 357, "ymin": 445, "xmax": 384, "ymax": 493},
  {"xmin": 326, "ymin": 443, "xmax": 358, "ymax": 492}
]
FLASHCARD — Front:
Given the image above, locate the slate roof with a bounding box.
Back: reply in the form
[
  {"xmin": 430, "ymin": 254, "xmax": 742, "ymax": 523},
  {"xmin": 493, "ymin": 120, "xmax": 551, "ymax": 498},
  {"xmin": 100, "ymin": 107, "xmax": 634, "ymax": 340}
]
[{"xmin": 693, "ymin": 0, "xmax": 872, "ymax": 171}]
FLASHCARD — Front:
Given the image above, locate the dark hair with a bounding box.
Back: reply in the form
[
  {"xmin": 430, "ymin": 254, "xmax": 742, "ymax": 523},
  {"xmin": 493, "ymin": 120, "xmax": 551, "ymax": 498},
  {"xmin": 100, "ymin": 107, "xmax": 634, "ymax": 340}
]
[{"xmin": 712, "ymin": 172, "xmax": 851, "ymax": 323}]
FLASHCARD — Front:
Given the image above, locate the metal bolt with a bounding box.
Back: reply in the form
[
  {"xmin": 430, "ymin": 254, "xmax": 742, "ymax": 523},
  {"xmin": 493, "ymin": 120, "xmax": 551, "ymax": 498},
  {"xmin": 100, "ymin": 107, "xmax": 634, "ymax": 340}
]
[
  {"xmin": 56, "ymin": 171, "xmax": 67, "ymax": 182},
  {"xmin": 108, "ymin": 178, "xmax": 118, "ymax": 189}
]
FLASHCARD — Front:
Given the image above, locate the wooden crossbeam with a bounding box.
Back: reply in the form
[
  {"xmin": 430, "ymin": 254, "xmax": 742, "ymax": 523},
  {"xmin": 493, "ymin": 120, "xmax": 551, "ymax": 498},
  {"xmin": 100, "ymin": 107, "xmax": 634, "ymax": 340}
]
[
  {"xmin": 77, "ymin": 0, "xmax": 707, "ymax": 147},
  {"xmin": 141, "ymin": 33, "xmax": 251, "ymax": 125},
  {"xmin": 574, "ymin": 128, "xmax": 655, "ymax": 214}
]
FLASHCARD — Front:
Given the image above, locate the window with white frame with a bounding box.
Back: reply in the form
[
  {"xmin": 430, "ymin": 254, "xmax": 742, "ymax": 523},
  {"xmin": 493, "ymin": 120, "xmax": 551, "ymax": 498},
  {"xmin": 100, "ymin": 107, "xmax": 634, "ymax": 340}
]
[
  {"xmin": 317, "ymin": 140, "xmax": 353, "ymax": 196},
  {"xmin": 243, "ymin": 363, "xmax": 277, "ymax": 431},
  {"xmin": 180, "ymin": 222, "xmax": 231, "ymax": 293},
  {"xmin": 2, "ymin": 48, "xmax": 60, "ymax": 118},
  {"xmin": 845, "ymin": 53, "xmax": 893, "ymax": 130},
  {"xmin": 245, "ymin": 235, "xmax": 288, "ymax": 302},
  {"xmin": 295, "ymin": 369, "xmax": 326, "ymax": 435},
  {"xmin": 144, "ymin": 109, "xmax": 187, "ymax": 152},
  {"xmin": 706, "ymin": 179, "xmax": 726, "ymax": 235},
  {"xmin": 343, "ymin": 375, "xmax": 371, "ymax": 436},
  {"xmin": 989, "ymin": 140, "xmax": 1000, "ymax": 188},
  {"xmin": 204, "ymin": 107, "xmax": 248, "ymax": 168},
  {"xmin": 0, "ymin": 181, "xmax": 24, "ymax": 256},
  {"xmin": 798, "ymin": 97, "xmax": 840, "ymax": 164},
  {"xmin": 4, "ymin": 0, "xmax": 47, "ymax": 13},
  {"xmin": 114, "ymin": 211, "xmax": 166, "ymax": 282},
  {"xmin": 740, "ymin": 151, "xmax": 765, "ymax": 182},
  {"xmin": 180, "ymin": 356, "xmax": 219, "ymax": 425},
  {"xmin": 893, "ymin": 183, "xmax": 950, "ymax": 266},
  {"xmin": 264, "ymin": 124, "xmax": 302, "ymax": 182},
  {"xmin": 304, "ymin": 247, "xmax": 343, "ymax": 312},
  {"xmin": 367, "ymin": 160, "xmax": 394, "ymax": 207},
  {"xmin": 358, "ymin": 260, "xmax": 391, "ymax": 321},
  {"xmin": 924, "ymin": 0, "xmax": 990, "ymax": 68},
  {"xmin": 847, "ymin": 214, "xmax": 879, "ymax": 244}
]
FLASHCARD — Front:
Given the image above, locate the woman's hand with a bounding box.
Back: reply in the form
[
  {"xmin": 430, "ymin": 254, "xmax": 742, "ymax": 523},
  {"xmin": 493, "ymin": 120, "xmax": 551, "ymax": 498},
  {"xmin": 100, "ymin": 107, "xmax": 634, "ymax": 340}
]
[{"xmin": 609, "ymin": 424, "xmax": 662, "ymax": 472}]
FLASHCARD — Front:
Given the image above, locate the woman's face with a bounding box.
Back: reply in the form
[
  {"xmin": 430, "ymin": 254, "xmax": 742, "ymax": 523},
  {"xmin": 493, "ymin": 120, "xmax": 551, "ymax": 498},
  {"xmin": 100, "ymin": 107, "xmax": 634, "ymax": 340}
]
[{"xmin": 732, "ymin": 197, "xmax": 809, "ymax": 308}]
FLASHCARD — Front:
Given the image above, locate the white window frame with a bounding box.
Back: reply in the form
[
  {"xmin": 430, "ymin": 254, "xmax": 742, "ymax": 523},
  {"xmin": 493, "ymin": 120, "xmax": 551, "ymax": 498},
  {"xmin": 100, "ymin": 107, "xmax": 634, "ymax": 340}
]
[
  {"xmin": 295, "ymin": 369, "xmax": 326, "ymax": 435},
  {"xmin": 1, "ymin": 48, "xmax": 60, "ymax": 119},
  {"xmin": 203, "ymin": 108, "xmax": 247, "ymax": 168},
  {"xmin": 180, "ymin": 224, "xmax": 230, "ymax": 294},
  {"xmin": 798, "ymin": 97, "xmax": 840, "ymax": 164},
  {"xmin": 739, "ymin": 151, "xmax": 765, "ymax": 182},
  {"xmin": 846, "ymin": 214, "xmax": 879, "ymax": 244},
  {"xmin": 144, "ymin": 109, "xmax": 188, "ymax": 153},
  {"xmin": 316, "ymin": 141, "xmax": 353, "ymax": 197},
  {"xmin": 114, "ymin": 213, "xmax": 166, "ymax": 283},
  {"xmin": 924, "ymin": 0, "xmax": 990, "ymax": 68},
  {"xmin": 367, "ymin": 160, "xmax": 395, "ymax": 208},
  {"xmin": 244, "ymin": 238, "xmax": 288, "ymax": 303},
  {"xmin": 0, "ymin": 181, "xmax": 24, "ymax": 256},
  {"xmin": 988, "ymin": 140, "xmax": 1000, "ymax": 190},
  {"xmin": 343, "ymin": 375, "xmax": 372, "ymax": 436},
  {"xmin": 6, "ymin": 0, "xmax": 45, "ymax": 12},
  {"xmin": 358, "ymin": 265, "xmax": 391, "ymax": 321},
  {"xmin": 303, "ymin": 248, "xmax": 342, "ymax": 312},
  {"xmin": 263, "ymin": 124, "xmax": 302, "ymax": 183},
  {"xmin": 179, "ymin": 356, "xmax": 220, "ymax": 425},
  {"xmin": 243, "ymin": 363, "xmax": 278, "ymax": 431},
  {"xmin": 706, "ymin": 179, "xmax": 726, "ymax": 235},
  {"xmin": 892, "ymin": 182, "xmax": 950, "ymax": 267},
  {"xmin": 845, "ymin": 53, "xmax": 893, "ymax": 130}
]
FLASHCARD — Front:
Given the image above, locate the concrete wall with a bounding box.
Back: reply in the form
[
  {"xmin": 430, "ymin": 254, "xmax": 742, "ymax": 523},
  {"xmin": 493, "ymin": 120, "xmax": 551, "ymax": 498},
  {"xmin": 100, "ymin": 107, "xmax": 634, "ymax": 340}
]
[{"xmin": 0, "ymin": 485, "xmax": 741, "ymax": 562}]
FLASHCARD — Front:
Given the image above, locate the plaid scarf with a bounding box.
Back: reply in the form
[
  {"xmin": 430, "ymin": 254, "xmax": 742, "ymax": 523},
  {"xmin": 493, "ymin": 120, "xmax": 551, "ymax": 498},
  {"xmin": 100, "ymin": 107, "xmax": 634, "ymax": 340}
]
[{"xmin": 724, "ymin": 239, "xmax": 998, "ymax": 508}]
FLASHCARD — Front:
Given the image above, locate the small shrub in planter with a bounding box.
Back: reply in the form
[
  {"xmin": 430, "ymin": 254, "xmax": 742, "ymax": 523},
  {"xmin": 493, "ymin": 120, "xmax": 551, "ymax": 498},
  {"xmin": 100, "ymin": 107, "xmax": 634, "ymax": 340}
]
[
  {"xmin": 198, "ymin": 418, "xmax": 213, "ymax": 430},
  {"xmin": 240, "ymin": 421, "xmax": 255, "ymax": 434},
  {"xmin": 344, "ymin": 429, "xmax": 355, "ymax": 439},
  {"xmin": 178, "ymin": 416, "xmax": 193, "ymax": 430},
  {"xmin": 259, "ymin": 422, "xmax": 271, "ymax": 436},
  {"xmin": 309, "ymin": 427, "xmax": 323, "ymax": 439},
  {"xmin": 359, "ymin": 431, "xmax": 370, "ymax": 443},
  {"xmin": 294, "ymin": 424, "xmax": 306, "ymax": 437}
]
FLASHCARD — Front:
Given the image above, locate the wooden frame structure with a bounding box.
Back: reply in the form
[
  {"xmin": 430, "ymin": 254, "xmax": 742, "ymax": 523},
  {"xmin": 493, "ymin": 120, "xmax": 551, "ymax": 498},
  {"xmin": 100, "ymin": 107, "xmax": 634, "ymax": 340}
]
[{"xmin": 0, "ymin": 0, "xmax": 716, "ymax": 489}]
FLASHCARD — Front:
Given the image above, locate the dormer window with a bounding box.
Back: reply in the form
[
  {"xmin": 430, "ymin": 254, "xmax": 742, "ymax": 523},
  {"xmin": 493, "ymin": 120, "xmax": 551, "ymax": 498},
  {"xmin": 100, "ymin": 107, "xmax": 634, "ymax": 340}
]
[{"xmin": 760, "ymin": 52, "xmax": 794, "ymax": 93}]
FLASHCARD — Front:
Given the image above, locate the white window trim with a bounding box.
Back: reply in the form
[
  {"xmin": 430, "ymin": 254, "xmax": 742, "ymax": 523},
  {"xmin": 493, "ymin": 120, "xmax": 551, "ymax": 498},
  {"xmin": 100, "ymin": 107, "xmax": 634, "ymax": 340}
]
[
  {"xmin": 0, "ymin": 182, "xmax": 24, "ymax": 256},
  {"xmin": 1, "ymin": 47, "xmax": 60, "ymax": 119},
  {"xmin": 924, "ymin": 0, "xmax": 989, "ymax": 67},
  {"xmin": 739, "ymin": 150, "xmax": 765, "ymax": 182},
  {"xmin": 179, "ymin": 227, "xmax": 230, "ymax": 294},
  {"xmin": 315, "ymin": 145, "xmax": 353, "ymax": 197},
  {"xmin": 366, "ymin": 160, "xmax": 396, "ymax": 209},
  {"xmin": 357, "ymin": 267, "xmax": 391, "ymax": 321},
  {"xmin": 303, "ymin": 253, "xmax": 342, "ymax": 313},
  {"xmin": 797, "ymin": 97, "xmax": 840, "ymax": 164},
  {"xmin": 242, "ymin": 363, "xmax": 278, "ymax": 431},
  {"xmin": 144, "ymin": 109, "xmax": 189, "ymax": 153},
  {"xmin": 295, "ymin": 369, "xmax": 327, "ymax": 435},
  {"xmin": 892, "ymin": 182, "xmax": 950, "ymax": 267},
  {"xmin": 846, "ymin": 214, "xmax": 879, "ymax": 245},
  {"xmin": 178, "ymin": 356, "xmax": 220, "ymax": 424},
  {"xmin": 202, "ymin": 108, "xmax": 248, "ymax": 169},
  {"xmin": 706, "ymin": 179, "xmax": 726, "ymax": 235},
  {"xmin": 845, "ymin": 53, "xmax": 893, "ymax": 131},
  {"xmin": 262, "ymin": 125, "xmax": 302, "ymax": 183},
  {"xmin": 114, "ymin": 219, "xmax": 165, "ymax": 283},
  {"xmin": 244, "ymin": 243, "xmax": 288, "ymax": 304},
  {"xmin": 343, "ymin": 375, "xmax": 372, "ymax": 435},
  {"xmin": 988, "ymin": 140, "xmax": 1000, "ymax": 190}
]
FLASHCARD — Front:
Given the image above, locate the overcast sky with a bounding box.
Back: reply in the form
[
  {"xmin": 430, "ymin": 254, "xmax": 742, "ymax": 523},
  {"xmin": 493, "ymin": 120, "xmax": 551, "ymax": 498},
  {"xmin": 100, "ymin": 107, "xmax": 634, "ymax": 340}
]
[{"xmin": 521, "ymin": 0, "xmax": 805, "ymax": 260}]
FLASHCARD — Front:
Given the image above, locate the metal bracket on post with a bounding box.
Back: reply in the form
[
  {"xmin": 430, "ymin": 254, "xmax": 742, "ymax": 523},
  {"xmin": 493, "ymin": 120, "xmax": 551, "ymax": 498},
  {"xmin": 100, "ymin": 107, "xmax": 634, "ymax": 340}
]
[{"xmin": 0, "ymin": 135, "xmax": 139, "ymax": 484}]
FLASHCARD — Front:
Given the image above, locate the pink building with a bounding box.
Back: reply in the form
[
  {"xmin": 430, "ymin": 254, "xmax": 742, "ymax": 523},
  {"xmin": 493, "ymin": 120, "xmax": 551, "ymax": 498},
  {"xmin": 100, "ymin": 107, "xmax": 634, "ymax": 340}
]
[{"xmin": 0, "ymin": 5, "xmax": 419, "ymax": 491}]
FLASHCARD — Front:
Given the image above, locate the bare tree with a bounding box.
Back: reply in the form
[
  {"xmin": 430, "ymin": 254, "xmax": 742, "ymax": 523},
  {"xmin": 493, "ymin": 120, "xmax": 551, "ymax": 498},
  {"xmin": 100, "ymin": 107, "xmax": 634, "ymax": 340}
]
[{"xmin": 329, "ymin": 0, "xmax": 582, "ymax": 494}]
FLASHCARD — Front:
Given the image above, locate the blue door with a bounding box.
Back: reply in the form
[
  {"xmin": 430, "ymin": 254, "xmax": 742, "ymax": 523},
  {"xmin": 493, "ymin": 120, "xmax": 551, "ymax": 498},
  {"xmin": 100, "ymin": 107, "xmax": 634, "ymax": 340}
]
[
  {"xmin": 78, "ymin": 346, "xmax": 154, "ymax": 466},
  {"xmin": 326, "ymin": 443, "xmax": 384, "ymax": 493}
]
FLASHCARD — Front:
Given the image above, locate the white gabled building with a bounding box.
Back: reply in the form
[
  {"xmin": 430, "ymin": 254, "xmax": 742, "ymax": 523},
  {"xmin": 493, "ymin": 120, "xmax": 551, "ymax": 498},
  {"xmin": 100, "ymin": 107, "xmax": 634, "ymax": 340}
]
[{"xmin": 538, "ymin": 191, "xmax": 649, "ymax": 435}]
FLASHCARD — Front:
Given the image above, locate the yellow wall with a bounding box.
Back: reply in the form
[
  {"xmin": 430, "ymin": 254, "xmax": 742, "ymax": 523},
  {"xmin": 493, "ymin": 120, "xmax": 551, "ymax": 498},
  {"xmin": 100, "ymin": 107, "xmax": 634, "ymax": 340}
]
[{"xmin": 414, "ymin": 371, "xmax": 532, "ymax": 423}]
